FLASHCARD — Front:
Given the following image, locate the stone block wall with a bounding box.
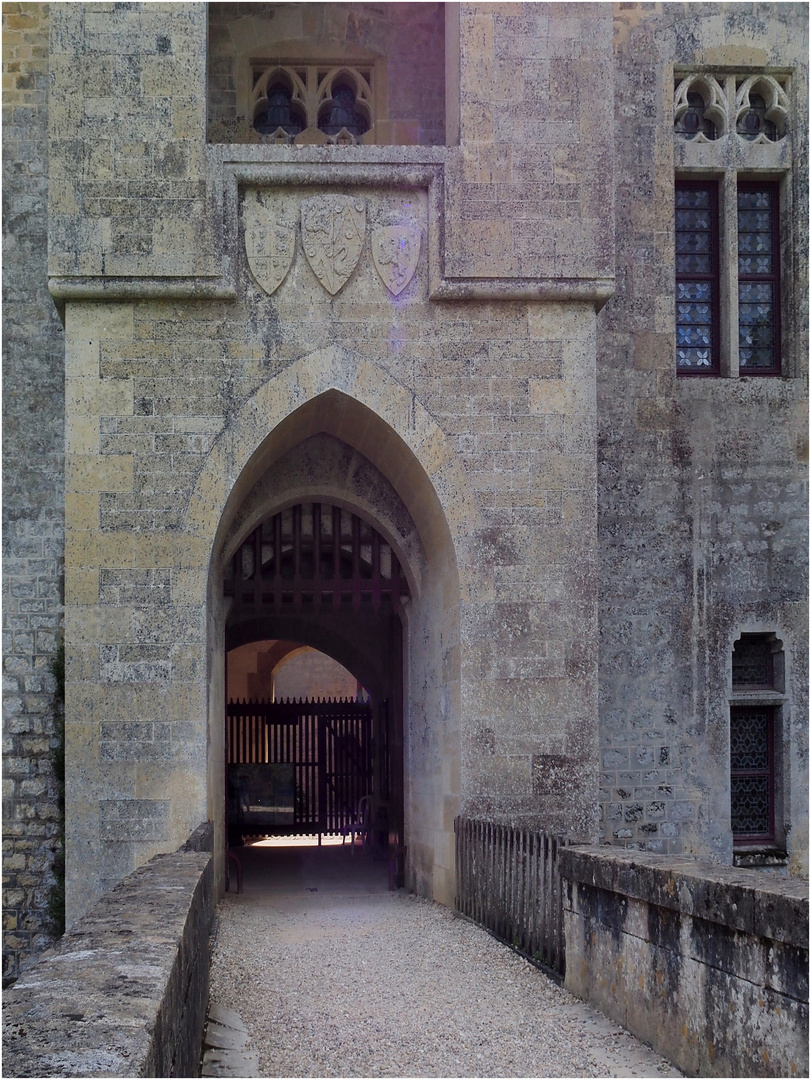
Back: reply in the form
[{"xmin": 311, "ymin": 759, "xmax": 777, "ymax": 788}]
[
  {"xmin": 561, "ymin": 846, "xmax": 809, "ymax": 1077},
  {"xmin": 2, "ymin": 832, "xmax": 213, "ymax": 1078},
  {"xmin": 2, "ymin": 1, "xmax": 66, "ymax": 985},
  {"xmin": 598, "ymin": 3, "xmax": 809, "ymax": 869}
]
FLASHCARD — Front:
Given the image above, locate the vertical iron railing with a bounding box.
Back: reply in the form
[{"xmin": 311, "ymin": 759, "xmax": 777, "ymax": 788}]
[{"xmin": 455, "ymin": 816, "xmax": 568, "ymax": 978}]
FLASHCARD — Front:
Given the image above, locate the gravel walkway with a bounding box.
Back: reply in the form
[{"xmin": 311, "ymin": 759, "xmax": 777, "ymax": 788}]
[{"xmin": 209, "ymin": 846, "xmax": 680, "ymax": 1079}]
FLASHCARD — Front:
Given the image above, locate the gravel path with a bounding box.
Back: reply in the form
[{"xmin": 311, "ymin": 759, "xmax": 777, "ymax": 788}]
[{"xmin": 209, "ymin": 849, "xmax": 680, "ymax": 1079}]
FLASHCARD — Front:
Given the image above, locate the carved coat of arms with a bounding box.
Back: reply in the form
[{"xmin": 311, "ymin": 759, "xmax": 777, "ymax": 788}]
[
  {"xmin": 371, "ymin": 224, "xmax": 421, "ymax": 296},
  {"xmin": 243, "ymin": 193, "xmax": 296, "ymax": 296},
  {"xmin": 301, "ymin": 195, "xmax": 366, "ymax": 295}
]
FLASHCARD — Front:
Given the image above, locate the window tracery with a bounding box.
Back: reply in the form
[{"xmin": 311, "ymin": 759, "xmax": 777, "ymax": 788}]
[
  {"xmin": 673, "ymin": 71, "xmax": 788, "ymax": 143},
  {"xmin": 251, "ymin": 63, "xmax": 374, "ymax": 145}
]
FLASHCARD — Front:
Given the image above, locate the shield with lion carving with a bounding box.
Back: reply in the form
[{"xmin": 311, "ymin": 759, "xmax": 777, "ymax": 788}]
[
  {"xmin": 301, "ymin": 195, "xmax": 366, "ymax": 295},
  {"xmin": 371, "ymin": 224, "xmax": 420, "ymax": 296}
]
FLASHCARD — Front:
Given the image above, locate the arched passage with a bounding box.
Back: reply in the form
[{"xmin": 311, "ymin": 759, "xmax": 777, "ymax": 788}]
[{"xmin": 185, "ymin": 346, "xmax": 479, "ymax": 906}]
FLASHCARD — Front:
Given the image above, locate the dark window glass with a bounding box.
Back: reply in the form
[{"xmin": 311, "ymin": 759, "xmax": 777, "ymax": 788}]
[
  {"xmin": 738, "ymin": 182, "xmax": 781, "ymax": 374},
  {"xmin": 676, "ymin": 181, "xmax": 720, "ymax": 374},
  {"xmin": 732, "ymin": 635, "xmax": 774, "ymax": 687},
  {"xmin": 730, "ymin": 706, "xmax": 775, "ymax": 841},
  {"xmin": 319, "ymin": 84, "xmax": 368, "ymax": 138},
  {"xmin": 254, "ymin": 83, "xmax": 304, "ymax": 136},
  {"xmin": 737, "ymin": 94, "xmax": 779, "ymax": 141},
  {"xmin": 675, "ymin": 91, "xmax": 717, "ymax": 140}
]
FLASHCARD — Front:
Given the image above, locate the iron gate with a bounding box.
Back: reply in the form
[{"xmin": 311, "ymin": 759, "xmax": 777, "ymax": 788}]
[{"xmin": 227, "ymin": 698, "xmax": 375, "ymax": 842}]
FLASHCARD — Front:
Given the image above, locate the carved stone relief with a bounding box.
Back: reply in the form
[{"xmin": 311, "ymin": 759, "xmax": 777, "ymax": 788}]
[
  {"xmin": 301, "ymin": 195, "xmax": 366, "ymax": 295},
  {"xmin": 242, "ymin": 190, "xmax": 424, "ymax": 299},
  {"xmin": 371, "ymin": 225, "xmax": 421, "ymax": 296},
  {"xmin": 243, "ymin": 193, "xmax": 296, "ymax": 296}
]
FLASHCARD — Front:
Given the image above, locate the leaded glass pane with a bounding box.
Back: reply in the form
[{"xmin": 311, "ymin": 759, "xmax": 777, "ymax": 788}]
[
  {"xmin": 739, "ymin": 303, "xmax": 774, "ymax": 327},
  {"xmin": 738, "ymin": 185, "xmax": 779, "ymax": 373},
  {"xmin": 731, "ymin": 775, "xmax": 771, "ymax": 836},
  {"xmin": 676, "ymin": 182, "xmax": 717, "ymax": 373},
  {"xmin": 677, "ymin": 281, "xmax": 711, "ymax": 302},
  {"xmin": 676, "ymin": 231, "xmax": 711, "ymax": 253},
  {"xmin": 677, "ymin": 348, "xmax": 712, "ymax": 368},
  {"xmin": 739, "ymin": 231, "xmax": 772, "ymax": 254},
  {"xmin": 739, "ymin": 282, "xmax": 773, "ymax": 304},
  {"xmin": 739, "ymin": 254, "xmax": 773, "ymax": 275},
  {"xmin": 676, "ymin": 187, "xmax": 710, "ymax": 209},
  {"xmin": 730, "ymin": 710, "xmax": 770, "ymax": 769},
  {"xmin": 738, "ymin": 189, "xmax": 771, "ymax": 210},
  {"xmin": 677, "ymin": 252, "xmax": 712, "ymax": 274}
]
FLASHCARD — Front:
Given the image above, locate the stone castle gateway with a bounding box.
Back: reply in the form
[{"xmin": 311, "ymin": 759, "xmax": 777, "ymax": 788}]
[{"xmin": 3, "ymin": 1, "xmax": 807, "ymax": 984}]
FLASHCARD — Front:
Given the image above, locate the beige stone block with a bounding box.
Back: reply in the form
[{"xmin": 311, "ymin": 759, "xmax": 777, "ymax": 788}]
[
  {"xmin": 461, "ymin": 144, "xmax": 512, "ymax": 184},
  {"xmin": 95, "ymin": 532, "xmax": 136, "ymax": 569},
  {"xmin": 66, "ymin": 377, "xmax": 133, "ymax": 417},
  {"xmin": 171, "ymin": 568, "xmax": 207, "ymax": 606},
  {"xmin": 66, "ymin": 414, "xmax": 100, "ymax": 454},
  {"xmin": 65, "ymin": 568, "xmax": 100, "ymax": 606},
  {"xmin": 65, "ymin": 333, "xmax": 100, "ymax": 379},
  {"xmin": 530, "ymin": 378, "xmax": 578, "ymax": 415},
  {"xmin": 66, "ymin": 493, "xmax": 100, "ymax": 531},
  {"xmin": 67, "ymin": 302, "xmax": 135, "ymax": 344},
  {"xmin": 527, "ymin": 303, "xmax": 595, "ymax": 342},
  {"xmin": 459, "ymin": 102, "xmax": 494, "ymax": 143},
  {"xmin": 66, "ymin": 454, "xmax": 133, "ymax": 494},
  {"xmin": 132, "ymin": 533, "xmax": 210, "ymax": 570}
]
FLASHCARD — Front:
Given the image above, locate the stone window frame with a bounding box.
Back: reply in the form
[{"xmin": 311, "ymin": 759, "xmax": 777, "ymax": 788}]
[
  {"xmin": 250, "ymin": 60, "xmax": 382, "ymax": 145},
  {"xmin": 728, "ymin": 631, "xmax": 788, "ymax": 864},
  {"xmin": 673, "ymin": 69, "xmax": 795, "ymax": 379}
]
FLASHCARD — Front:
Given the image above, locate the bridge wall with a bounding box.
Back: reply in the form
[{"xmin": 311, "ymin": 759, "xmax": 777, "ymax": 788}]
[
  {"xmin": 561, "ymin": 846, "xmax": 809, "ymax": 1078},
  {"xmin": 2, "ymin": 826, "xmax": 214, "ymax": 1078}
]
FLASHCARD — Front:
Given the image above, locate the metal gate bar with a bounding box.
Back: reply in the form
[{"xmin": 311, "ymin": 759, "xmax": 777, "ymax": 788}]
[{"xmin": 227, "ymin": 698, "xmax": 374, "ymax": 837}]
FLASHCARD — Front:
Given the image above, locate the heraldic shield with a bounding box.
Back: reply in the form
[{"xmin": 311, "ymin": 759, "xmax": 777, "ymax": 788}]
[
  {"xmin": 243, "ymin": 193, "xmax": 296, "ymax": 296},
  {"xmin": 371, "ymin": 224, "xmax": 421, "ymax": 296},
  {"xmin": 301, "ymin": 195, "xmax": 366, "ymax": 295}
]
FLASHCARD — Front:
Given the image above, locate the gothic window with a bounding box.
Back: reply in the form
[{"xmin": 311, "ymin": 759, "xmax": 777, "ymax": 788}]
[
  {"xmin": 737, "ymin": 93, "xmax": 779, "ymax": 141},
  {"xmin": 732, "ymin": 634, "xmax": 775, "ymax": 688},
  {"xmin": 737, "ymin": 182, "xmax": 781, "ymax": 372},
  {"xmin": 730, "ymin": 706, "xmax": 775, "ymax": 841},
  {"xmin": 730, "ymin": 634, "xmax": 785, "ymax": 851},
  {"xmin": 676, "ymin": 181, "xmax": 720, "ymax": 374},
  {"xmin": 251, "ymin": 64, "xmax": 373, "ymax": 144},
  {"xmin": 675, "ymin": 179, "xmax": 782, "ymax": 376},
  {"xmin": 673, "ymin": 71, "xmax": 791, "ymax": 378},
  {"xmin": 318, "ymin": 82, "xmax": 369, "ymax": 139},
  {"xmin": 254, "ymin": 82, "xmax": 305, "ymax": 137},
  {"xmin": 674, "ymin": 92, "xmax": 718, "ymax": 140}
]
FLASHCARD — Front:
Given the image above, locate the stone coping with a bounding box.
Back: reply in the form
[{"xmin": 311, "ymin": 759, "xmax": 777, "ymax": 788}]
[
  {"xmin": 2, "ymin": 847, "xmax": 212, "ymax": 1078},
  {"xmin": 560, "ymin": 845, "xmax": 809, "ymax": 950}
]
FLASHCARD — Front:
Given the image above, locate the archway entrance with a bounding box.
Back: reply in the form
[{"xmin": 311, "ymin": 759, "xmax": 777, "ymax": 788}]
[{"xmin": 223, "ymin": 501, "xmax": 407, "ymax": 874}]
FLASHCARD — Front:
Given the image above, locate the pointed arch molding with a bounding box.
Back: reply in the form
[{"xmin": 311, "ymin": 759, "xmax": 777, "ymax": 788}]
[{"xmin": 184, "ymin": 346, "xmax": 479, "ymax": 580}]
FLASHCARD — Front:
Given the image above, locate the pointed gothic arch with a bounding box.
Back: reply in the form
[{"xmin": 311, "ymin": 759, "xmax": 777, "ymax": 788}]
[{"xmin": 185, "ymin": 347, "xmax": 479, "ymax": 905}]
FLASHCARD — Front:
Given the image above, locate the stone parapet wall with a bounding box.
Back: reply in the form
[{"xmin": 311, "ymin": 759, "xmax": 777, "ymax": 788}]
[
  {"xmin": 561, "ymin": 845, "xmax": 809, "ymax": 1077},
  {"xmin": 2, "ymin": 835, "xmax": 213, "ymax": 1078}
]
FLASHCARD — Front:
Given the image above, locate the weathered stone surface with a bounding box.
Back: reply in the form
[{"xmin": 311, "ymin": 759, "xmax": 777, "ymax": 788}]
[
  {"xmin": 561, "ymin": 847, "xmax": 809, "ymax": 1077},
  {"xmin": 2, "ymin": 0, "xmax": 808, "ymax": 986},
  {"xmin": 1, "ymin": 843, "xmax": 213, "ymax": 1078}
]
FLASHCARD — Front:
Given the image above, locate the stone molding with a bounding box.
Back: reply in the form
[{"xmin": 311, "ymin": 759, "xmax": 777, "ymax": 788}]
[{"xmin": 48, "ymin": 147, "xmax": 615, "ymax": 311}]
